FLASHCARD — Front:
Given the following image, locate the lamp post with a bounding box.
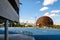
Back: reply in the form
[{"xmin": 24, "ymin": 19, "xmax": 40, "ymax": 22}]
[{"xmin": 34, "ymin": 16, "xmax": 37, "ymax": 27}]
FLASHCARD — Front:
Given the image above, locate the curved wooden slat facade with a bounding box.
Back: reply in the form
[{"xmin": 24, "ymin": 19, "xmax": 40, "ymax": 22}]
[{"xmin": 36, "ymin": 16, "xmax": 53, "ymax": 27}]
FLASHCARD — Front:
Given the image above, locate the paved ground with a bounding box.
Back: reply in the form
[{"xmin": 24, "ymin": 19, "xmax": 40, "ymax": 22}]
[{"xmin": 0, "ymin": 34, "xmax": 35, "ymax": 40}]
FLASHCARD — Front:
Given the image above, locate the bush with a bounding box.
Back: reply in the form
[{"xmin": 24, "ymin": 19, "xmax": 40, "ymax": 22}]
[{"xmin": 52, "ymin": 25, "xmax": 60, "ymax": 29}]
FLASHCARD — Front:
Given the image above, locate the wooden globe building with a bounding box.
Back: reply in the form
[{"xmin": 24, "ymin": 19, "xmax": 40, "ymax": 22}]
[{"xmin": 36, "ymin": 16, "xmax": 53, "ymax": 27}]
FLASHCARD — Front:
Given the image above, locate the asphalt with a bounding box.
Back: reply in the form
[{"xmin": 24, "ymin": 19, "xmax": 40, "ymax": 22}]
[{"xmin": 0, "ymin": 34, "xmax": 35, "ymax": 40}]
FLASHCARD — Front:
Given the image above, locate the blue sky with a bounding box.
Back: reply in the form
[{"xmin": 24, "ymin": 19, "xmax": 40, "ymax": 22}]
[{"xmin": 19, "ymin": 0, "xmax": 60, "ymax": 24}]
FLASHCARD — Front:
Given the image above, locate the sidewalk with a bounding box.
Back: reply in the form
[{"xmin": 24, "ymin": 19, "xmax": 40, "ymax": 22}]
[{"xmin": 0, "ymin": 34, "xmax": 35, "ymax": 40}]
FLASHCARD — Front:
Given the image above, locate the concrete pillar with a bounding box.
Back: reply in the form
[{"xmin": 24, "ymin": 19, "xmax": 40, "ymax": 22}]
[
  {"xmin": 4, "ymin": 20, "xmax": 9, "ymax": 40},
  {"xmin": 12, "ymin": 22, "xmax": 15, "ymax": 27}
]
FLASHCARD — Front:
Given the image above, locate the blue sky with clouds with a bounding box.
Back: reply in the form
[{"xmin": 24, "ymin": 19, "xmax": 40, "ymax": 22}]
[{"xmin": 20, "ymin": 0, "xmax": 60, "ymax": 24}]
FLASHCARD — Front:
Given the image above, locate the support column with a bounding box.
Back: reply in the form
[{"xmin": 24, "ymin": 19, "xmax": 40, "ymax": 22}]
[
  {"xmin": 4, "ymin": 20, "xmax": 9, "ymax": 40},
  {"xmin": 12, "ymin": 22, "xmax": 15, "ymax": 27}
]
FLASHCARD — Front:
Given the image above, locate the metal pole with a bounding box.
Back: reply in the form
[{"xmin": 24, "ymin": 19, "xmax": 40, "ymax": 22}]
[{"xmin": 5, "ymin": 20, "xmax": 9, "ymax": 40}]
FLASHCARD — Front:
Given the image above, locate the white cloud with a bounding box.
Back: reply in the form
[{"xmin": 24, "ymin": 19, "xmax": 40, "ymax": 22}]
[
  {"xmin": 19, "ymin": 19, "xmax": 35, "ymax": 24},
  {"xmin": 44, "ymin": 12, "xmax": 49, "ymax": 16},
  {"xmin": 51, "ymin": 10, "xmax": 60, "ymax": 13},
  {"xmin": 20, "ymin": 19, "xmax": 27, "ymax": 23},
  {"xmin": 44, "ymin": 12, "xmax": 60, "ymax": 17},
  {"xmin": 40, "ymin": 7, "xmax": 48, "ymax": 11},
  {"xmin": 49, "ymin": 13, "xmax": 58, "ymax": 17},
  {"xmin": 27, "ymin": 20, "xmax": 35, "ymax": 24},
  {"xmin": 43, "ymin": 0, "xmax": 58, "ymax": 6}
]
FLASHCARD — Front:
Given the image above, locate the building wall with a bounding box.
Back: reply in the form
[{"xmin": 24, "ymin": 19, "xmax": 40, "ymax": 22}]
[
  {"xmin": 0, "ymin": 0, "xmax": 19, "ymax": 22},
  {"xmin": 15, "ymin": 0, "xmax": 19, "ymax": 7}
]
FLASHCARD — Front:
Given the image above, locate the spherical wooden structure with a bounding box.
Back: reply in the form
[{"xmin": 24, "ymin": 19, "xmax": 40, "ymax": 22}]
[{"xmin": 36, "ymin": 16, "xmax": 53, "ymax": 27}]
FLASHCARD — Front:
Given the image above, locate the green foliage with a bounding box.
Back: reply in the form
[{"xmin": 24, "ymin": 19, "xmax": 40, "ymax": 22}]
[
  {"xmin": 19, "ymin": 23, "xmax": 33, "ymax": 27},
  {"xmin": 52, "ymin": 25, "xmax": 60, "ymax": 29},
  {"xmin": 19, "ymin": 24, "xmax": 24, "ymax": 27},
  {"xmin": 28, "ymin": 25, "xmax": 33, "ymax": 27},
  {"xmin": 37, "ymin": 25, "xmax": 60, "ymax": 29}
]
